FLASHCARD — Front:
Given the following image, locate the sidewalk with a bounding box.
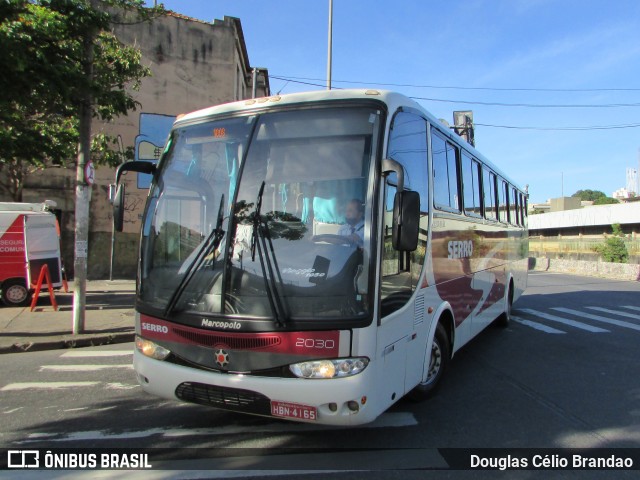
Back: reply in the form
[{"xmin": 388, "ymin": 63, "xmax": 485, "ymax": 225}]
[{"xmin": 0, "ymin": 280, "xmax": 136, "ymax": 354}]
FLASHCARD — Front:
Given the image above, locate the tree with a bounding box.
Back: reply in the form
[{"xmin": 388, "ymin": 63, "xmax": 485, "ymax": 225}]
[
  {"xmin": 594, "ymin": 224, "xmax": 628, "ymax": 263},
  {"xmin": 0, "ymin": 0, "xmax": 163, "ymax": 332},
  {"xmin": 593, "ymin": 196, "xmax": 619, "ymax": 205},
  {"xmin": 0, "ymin": 0, "xmax": 162, "ymax": 200},
  {"xmin": 572, "ymin": 189, "xmax": 607, "ymax": 202}
]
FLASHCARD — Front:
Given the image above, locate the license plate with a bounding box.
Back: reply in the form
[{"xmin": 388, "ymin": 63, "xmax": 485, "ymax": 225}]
[{"xmin": 271, "ymin": 400, "xmax": 317, "ymax": 421}]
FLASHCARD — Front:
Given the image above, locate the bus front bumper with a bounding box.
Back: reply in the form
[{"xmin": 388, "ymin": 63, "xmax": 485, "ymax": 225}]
[{"xmin": 133, "ymin": 349, "xmax": 382, "ymax": 426}]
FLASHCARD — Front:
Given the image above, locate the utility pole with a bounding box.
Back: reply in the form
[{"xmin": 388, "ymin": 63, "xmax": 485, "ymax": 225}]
[
  {"xmin": 326, "ymin": 0, "xmax": 333, "ymax": 90},
  {"xmin": 73, "ymin": 1, "xmax": 97, "ymax": 334}
]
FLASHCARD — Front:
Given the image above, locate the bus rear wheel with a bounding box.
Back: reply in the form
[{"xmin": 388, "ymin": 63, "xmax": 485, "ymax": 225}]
[
  {"xmin": 408, "ymin": 322, "xmax": 450, "ymax": 401},
  {"xmin": 1, "ymin": 279, "xmax": 31, "ymax": 307}
]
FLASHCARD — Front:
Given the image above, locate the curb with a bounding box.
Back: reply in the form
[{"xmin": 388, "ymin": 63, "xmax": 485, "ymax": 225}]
[{"xmin": 0, "ymin": 332, "xmax": 135, "ymax": 355}]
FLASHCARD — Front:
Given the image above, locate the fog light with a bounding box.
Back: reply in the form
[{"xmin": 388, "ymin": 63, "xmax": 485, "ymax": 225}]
[
  {"xmin": 347, "ymin": 401, "xmax": 359, "ymax": 412},
  {"xmin": 328, "ymin": 402, "xmax": 338, "ymax": 412},
  {"xmin": 135, "ymin": 335, "xmax": 171, "ymax": 360}
]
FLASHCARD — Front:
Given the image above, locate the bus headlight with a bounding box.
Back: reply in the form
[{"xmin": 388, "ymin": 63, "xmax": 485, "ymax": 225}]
[
  {"xmin": 135, "ymin": 335, "xmax": 171, "ymax": 360},
  {"xmin": 289, "ymin": 358, "xmax": 369, "ymax": 379}
]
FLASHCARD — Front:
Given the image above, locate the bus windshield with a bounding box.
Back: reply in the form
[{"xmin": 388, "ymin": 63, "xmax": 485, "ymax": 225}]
[{"xmin": 139, "ymin": 105, "xmax": 381, "ymax": 324}]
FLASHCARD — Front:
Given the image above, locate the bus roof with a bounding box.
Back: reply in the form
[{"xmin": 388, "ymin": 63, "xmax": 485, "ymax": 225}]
[{"xmin": 174, "ymin": 89, "xmax": 523, "ymax": 192}]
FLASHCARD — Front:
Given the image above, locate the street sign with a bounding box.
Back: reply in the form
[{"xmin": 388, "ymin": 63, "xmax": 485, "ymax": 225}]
[{"xmin": 84, "ymin": 162, "xmax": 95, "ymax": 186}]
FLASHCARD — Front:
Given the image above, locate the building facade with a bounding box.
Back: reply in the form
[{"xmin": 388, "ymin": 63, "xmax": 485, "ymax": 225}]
[{"xmin": 15, "ymin": 12, "xmax": 270, "ymax": 278}]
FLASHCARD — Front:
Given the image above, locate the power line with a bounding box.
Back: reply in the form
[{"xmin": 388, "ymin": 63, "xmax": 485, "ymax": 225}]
[
  {"xmin": 269, "ymin": 75, "xmax": 640, "ymax": 131},
  {"xmin": 271, "ymin": 74, "xmax": 640, "ymax": 93},
  {"xmin": 475, "ymin": 122, "xmax": 640, "ymax": 131},
  {"xmin": 271, "ymin": 76, "xmax": 640, "ymax": 108},
  {"xmin": 410, "ymin": 96, "xmax": 640, "ymax": 108}
]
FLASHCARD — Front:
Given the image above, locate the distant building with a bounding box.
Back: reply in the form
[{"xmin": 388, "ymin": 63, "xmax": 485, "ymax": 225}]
[
  {"xmin": 16, "ymin": 12, "xmax": 270, "ymax": 278},
  {"xmin": 613, "ymin": 187, "xmax": 636, "ymax": 201},
  {"xmin": 529, "ymin": 202, "xmax": 640, "ymax": 238}
]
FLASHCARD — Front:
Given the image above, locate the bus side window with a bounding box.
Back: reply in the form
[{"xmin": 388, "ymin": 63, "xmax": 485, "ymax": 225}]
[
  {"xmin": 432, "ymin": 129, "xmax": 460, "ymax": 212},
  {"xmin": 483, "ymin": 168, "xmax": 497, "ymax": 221},
  {"xmin": 381, "ymin": 112, "xmax": 429, "ymax": 318},
  {"xmin": 498, "ymin": 179, "xmax": 508, "ymax": 223},
  {"xmin": 462, "ymin": 152, "xmax": 482, "ymax": 217}
]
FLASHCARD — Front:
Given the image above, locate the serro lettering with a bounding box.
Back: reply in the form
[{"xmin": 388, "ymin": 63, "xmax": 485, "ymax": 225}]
[
  {"xmin": 448, "ymin": 240, "xmax": 473, "ymax": 259},
  {"xmin": 141, "ymin": 322, "xmax": 169, "ymax": 334}
]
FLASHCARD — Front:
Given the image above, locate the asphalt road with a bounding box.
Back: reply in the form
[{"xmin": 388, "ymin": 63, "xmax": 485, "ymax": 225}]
[{"xmin": 1, "ymin": 271, "xmax": 639, "ymax": 479}]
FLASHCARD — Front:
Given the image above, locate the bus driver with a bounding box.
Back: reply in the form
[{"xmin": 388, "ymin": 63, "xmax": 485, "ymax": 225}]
[{"xmin": 337, "ymin": 199, "xmax": 364, "ymax": 247}]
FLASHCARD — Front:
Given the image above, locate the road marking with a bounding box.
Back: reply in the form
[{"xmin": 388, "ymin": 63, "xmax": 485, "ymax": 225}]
[
  {"xmin": 18, "ymin": 412, "xmax": 418, "ymax": 443},
  {"xmin": 104, "ymin": 382, "xmax": 140, "ymax": 390},
  {"xmin": 59, "ymin": 350, "xmax": 132, "ymax": 357},
  {"xmin": 622, "ymin": 306, "xmax": 640, "ymax": 313},
  {"xmin": 552, "ymin": 307, "xmax": 640, "ymax": 332},
  {"xmin": 39, "ymin": 364, "xmax": 133, "ymax": 372},
  {"xmin": 1, "ymin": 382, "xmax": 100, "ymax": 391},
  {"xmin": 518, "ymin": 309, "xmax": 609, "ymax": 333},
  {"xmin": 586, "ymin": 306, "xmax": 640, "ymax": 321},
  {"xmin": 512, "ymin": 315, "xmax": 565, "ymax": 334},
  {"xmin": 3, "ymin": 407, "xmax": 23, "ymax": 414}
]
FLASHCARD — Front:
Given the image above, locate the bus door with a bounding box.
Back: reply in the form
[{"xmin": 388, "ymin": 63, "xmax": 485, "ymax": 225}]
[{"xmin": 377, "ymin": 111, "xmax": 430, "ymax": 400}]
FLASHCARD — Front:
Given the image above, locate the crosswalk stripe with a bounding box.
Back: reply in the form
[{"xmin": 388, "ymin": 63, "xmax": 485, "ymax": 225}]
[
  {"xmin": 59, "ymin": 350, "xmax": 132, "ymax": 357},
  {"xmin": 1, "ymin": 382, "xmax": 100, "ymax": 391},
  {"xmin": 552, "ymin": 307, "xmax": 640, "ymax": 332},
  {"xmin": 622, "ymin": 306, "xmax": 640, "ymax": 313},
  {"xmin": 518, "ymin": 309, "xmax": 609, "ymax": 333},
  {"xmin": 512, "ymin": 315, "xmax": 565, "ymax": 334},
  {"xmin": 40, "ymin": 364, "xmax": 133, "ymax": 372},
  {"xmin": 18, "ymin": 412, "xmax": 418, "ymax": 443},
  {"xmin": 586, "ymin": 306, "xmax": 640, "ymax": 321}
]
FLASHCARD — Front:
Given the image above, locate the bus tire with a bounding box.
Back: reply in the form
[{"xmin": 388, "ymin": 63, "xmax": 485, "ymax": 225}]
[
  {"xmin": 495, "ymin": 281, "xmax": 513, "ymax": 328},
  {"xmin": 1, "ymin": 279, "xmax": 31, "ymax": 307},
  {"xmin": 408, "ymin": 322, "xmax": 450, "ymax": 401}
]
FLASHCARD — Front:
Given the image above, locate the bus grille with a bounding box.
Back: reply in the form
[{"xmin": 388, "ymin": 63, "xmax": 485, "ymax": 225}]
[
  {"xmin": 172, "ymin": 327, "xmax": 281, "ymax": 350},
  {"xmin": 175, "ymin": 382, "xmax": 271, "ymax": 415}
]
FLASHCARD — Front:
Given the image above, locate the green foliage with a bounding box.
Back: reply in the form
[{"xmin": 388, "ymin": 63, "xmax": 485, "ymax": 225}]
[
  {"xmin": 0, "ymin": 0, "xmax": 163, "ymax": 200},
  {"xmin": 572, "ymin": 189, "xmax": 607, "ymax": 202},
  {"xmin": 593, "ymin": 223, "xmax": 629, "ymax": 263},
  {"xmin": 593, "ymin": 196, "xmax": 619, "ymax": 205}
]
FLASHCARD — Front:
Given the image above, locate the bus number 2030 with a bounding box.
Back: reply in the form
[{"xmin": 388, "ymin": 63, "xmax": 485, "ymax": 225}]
[{"xmin": 295, "ymin": 338, "xmax": 335, "ymax": 349}]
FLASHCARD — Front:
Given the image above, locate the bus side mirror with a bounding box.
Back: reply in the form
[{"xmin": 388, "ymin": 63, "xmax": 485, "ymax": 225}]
[
  {"xmin": 112, "ymin": 160, "xmax": 157, "ymax": 233},
  {"xmin": 113, "ymin": 183, "xmax": 125, "ymax": 232},
  {"xmin": 392, "ymin": 191, "xmax": 419, "ymax": 252}
]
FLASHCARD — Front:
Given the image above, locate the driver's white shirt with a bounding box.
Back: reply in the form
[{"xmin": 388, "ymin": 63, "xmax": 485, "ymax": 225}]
[{"xmin": 337, "ymin": 220, "xmax": 364, "ymax": 246}]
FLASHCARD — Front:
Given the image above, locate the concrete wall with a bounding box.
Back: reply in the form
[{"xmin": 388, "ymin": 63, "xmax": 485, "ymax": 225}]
[
  {"xmin": 529, "ymin": 202, "xmax": 640, "ymax": 232},
  {"xmin": 14, "ymin": 12, "xmax": 270, "ymax": 279},
  {"xmin": 530, "ymin": 257, "xmax": 640, "ymax": 282}
]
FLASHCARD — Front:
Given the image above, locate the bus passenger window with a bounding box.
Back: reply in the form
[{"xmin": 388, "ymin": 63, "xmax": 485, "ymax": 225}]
[
  {"xmin": 498, "ymin": 179, "xmax": 508, "ymax": 223},
  {"xmin": 462, "ymin": 152, "xmax": 482, "ymax": 217},
  {"xmin": 483, "ymin": 169, "xmax": 497, "ymax": 221},
  {"xmin": 432, "ymin": 130, "xmax": 460, "ymax": 212}
]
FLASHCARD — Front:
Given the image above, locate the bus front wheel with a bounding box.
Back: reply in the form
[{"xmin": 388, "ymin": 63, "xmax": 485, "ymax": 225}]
[{"xmin": 408, "ymin": 322, "xmax": 450, "ymax": 401}]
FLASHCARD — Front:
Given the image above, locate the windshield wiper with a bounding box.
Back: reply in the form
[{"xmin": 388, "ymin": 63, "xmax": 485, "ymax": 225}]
[
  {"xmin": 251, "ymin": 181, "xmax": 289, "ymax": 326},
  {"xmin": 164, "ymin": 194, "xmax": 226, "ymax": 317}
]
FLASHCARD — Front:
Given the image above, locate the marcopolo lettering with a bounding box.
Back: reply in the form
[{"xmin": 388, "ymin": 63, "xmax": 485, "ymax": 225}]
[
  {"xmin": 201, "ymin": 319, "xmax": 242, "ymax": 330},
  {"xmin": 448, "ymin": 240, "xmax": 473, "ymax": 259}
]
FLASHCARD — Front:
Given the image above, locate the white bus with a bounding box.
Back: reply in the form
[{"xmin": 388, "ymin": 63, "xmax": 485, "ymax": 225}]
[{"xmin": 115, "ymin": 89, "xmax": 528, "ymax": 426}]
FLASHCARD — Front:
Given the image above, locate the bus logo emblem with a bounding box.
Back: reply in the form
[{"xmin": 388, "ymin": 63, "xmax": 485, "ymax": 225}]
[{"xmin": 215, "ymin": 349, "xmax": 229, "ymax": 368}]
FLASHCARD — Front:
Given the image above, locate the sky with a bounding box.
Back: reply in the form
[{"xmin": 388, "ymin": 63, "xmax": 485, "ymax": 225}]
[{"xmin": 148, "ymin": 0, "xmax": 640, "ymax": 203}]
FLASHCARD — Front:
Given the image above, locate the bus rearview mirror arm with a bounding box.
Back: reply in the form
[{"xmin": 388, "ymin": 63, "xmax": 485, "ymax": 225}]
[{"xmin": 113, "ymin": 161, "xmax": 157, "ymax": 233}]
